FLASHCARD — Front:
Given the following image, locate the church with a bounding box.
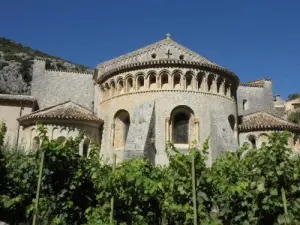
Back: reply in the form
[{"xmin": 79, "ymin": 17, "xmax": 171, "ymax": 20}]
[{"xmin": 1, "ymin": 35, "xmax": 300, "ymax": 165}]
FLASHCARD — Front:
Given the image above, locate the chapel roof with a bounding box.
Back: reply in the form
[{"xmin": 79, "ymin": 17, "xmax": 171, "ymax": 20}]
[
  {"xmin": 239, "ymin": 111, "xmax": 300, "ymax": 132},
  {"xmin": 239, "ymin": 78, "xmax": 272, "ymax": 88},
  {"xmin": 18, "ymin": 101, "xmax": 102, "ymax": 125},
  {"xmin": 96, "ymin": 35, "xmax": 237, "ymax": 82}
]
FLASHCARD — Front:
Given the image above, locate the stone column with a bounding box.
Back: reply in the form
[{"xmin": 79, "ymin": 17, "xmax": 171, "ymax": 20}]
[
  {"xmin": 165, "ymin": 117, "xmax": 170, "ymax": 143},
  {"xmin": 182, "ymin": 76, "xmax": 186, "ymax": 89},
  {"xmin": 156, "ymin": 74, "xmax": 159, "ymax": 89},
  {"xmin": 110, "ymin": 123, "xmax": 115, "ymax": 146},
  {"xmin": 226, "ymin": 83, "xmax": 232, "ymax": 97},
  {"xmin": 212, "ymin": 75, "xmax": 218, "ymax": 93},
  {"xmin": 194, "ymin": 119, "xmax": 200, "ymax": 143}
]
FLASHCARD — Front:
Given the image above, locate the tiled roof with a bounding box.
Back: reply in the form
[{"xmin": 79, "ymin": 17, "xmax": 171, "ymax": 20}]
[
  {"xmin": 239, "ymin": 78, "xmax": 272, "ymax": 88},
  {"xmin": 18, "ymin": 101, "xmax": 102, "ymax": 124},
  {"xmin": 239, "ymin": 111, "xmax": 300, "ymax": 132}
]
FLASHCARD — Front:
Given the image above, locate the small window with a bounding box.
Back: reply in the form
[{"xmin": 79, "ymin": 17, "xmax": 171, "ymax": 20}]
[
  {"xmin": 173, "ymin": 112, "xmax": 190, "ymax": 144},
  {"xmin": 149, "ymin": 73, "xmax": 156, "ymax": 89},
  {"xmin": 83, "ymin": 138, "xmax": 90, "ymax": 157},
  {"xmin": 161, "ymin": 73, "xmax": 169, "ymax": 88},
  {"xmin": 137, "ymin": 76, "xmax": 145, "ymax": 91},
  {"xmin": 151, "ymin": 53, "xmax": 156, "ymax": 59},
  {"xmin": 179, "ymin": 54, "xmax": 184, "ymax": 60},
  {"xmin": 248, "ymin": 135, "xmax": 256, "ymax": 148},
  {"xmin": 243, "ymin": 99, "xmax": 249, "ymax": 110},
  {"xmin": 228, "ymin": 115, "xmax": 235, "ymax": 131}
]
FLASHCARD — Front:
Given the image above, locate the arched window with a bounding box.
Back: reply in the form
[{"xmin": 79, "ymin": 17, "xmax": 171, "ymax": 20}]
[
  {"xmin": 149, "ymin": 73, "xmax": 156, "ymax": 89},
  {"xmin": 117, "ymin": 79, "xmax": 124, "ymax": 94},
  {"xmin": 56, "ymin": 136, "xmax": 66, "ymax": 144},
  {"xmin": 248, "ymin": 135, "xmax": 256, "ymax": 148},
  {"xmin": 243, "ymin": 99, "xmax": 249, "ymax": 110},
  {"xmin": 228, "ymin": 115, "xmax": 235, "ymax": 131},
  {"xmin": 83, "ymin": 138, "xmax": 90, "ymax": 157},
  {"xmin": 126, "ymin": 77, "xmax": 133, "ymax": 92},
  {"xmin": 161, "ymin": 73, "xmax": 169, "ymax": 89},
  {"xmin": 259, "ymin": 133, "xmax": 269, "ymax": 146},
  {"xmin": 32, "ymin": 136, "xmax": 40, "ymax": 151},
  {"xmin": 197, "ymin": 72, "xmax": 205, "ymax": 90},
  {"xmin": 216, "ymin": 77, "xmax": 223, "ymax": 93},
  {"xmin": 207, "ymin": 74, "xmax": 214, "ymax": 92},
  {"xmin": 137, "ymin": 76, "xmax": 145, "ymax": 91},
  {"xmin": 171, "ymin": 106, "xmax": 194, "ymax": 144},
  {"xmin": 113, "ymin": 110, "xmax": 130, "ymax": 148},
  {"xmin": 185, "ymin": 72, "xmax": 193, "ymax": 90},
  {"xmin": 110, "ymin": 81, "xmax": 116, "ymax": 96},
  {"xmin": 173, "ymin": 73, "xmax": 181, "ymax": 89}
]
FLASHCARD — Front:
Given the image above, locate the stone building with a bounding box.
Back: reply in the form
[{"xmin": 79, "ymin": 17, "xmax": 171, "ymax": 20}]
[{"xmin": 1, "ymin": 35, "xmax": 299, "ymax": 164}]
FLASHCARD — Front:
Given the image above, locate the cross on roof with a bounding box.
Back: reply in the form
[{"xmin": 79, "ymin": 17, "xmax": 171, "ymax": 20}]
[
  {"xmin": 166, "ymin": 49, "xmax": 172, "ymax": 59},
  {"xmin": 166, "ymin": 33, "xmax": 171, "ymax": 40}
]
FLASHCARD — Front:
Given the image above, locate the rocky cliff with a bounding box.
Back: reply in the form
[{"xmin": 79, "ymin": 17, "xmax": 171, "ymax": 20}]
[{"xmin": 0, "ymin": 37, "xmax": 92, "ymax": 95}]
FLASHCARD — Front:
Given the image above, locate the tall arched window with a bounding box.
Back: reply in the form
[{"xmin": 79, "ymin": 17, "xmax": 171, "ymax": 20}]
[
  {"xmin": 149, "ymin": 73, "xmax": 157, "ymax": 89},
  {"xmin": 110, "ymin": 81, "xmax": 116, "ymax": 96},
  {"xmin": 207, "ymin": 74, "xmax": 214, "ymax": 92},
  {"xmin": 83, "ymin": 138, "xmax": 90, "ymax": 157},
  {"xmin": 113, "ymin": 110, "xmax": 130, "ymax": 148},
  {"xmin": 171, "ymin": 106, "xmax": 194, "ymax": 144},
  {"xmin": 32, "ymin": 136, "xmax": 40, "ymax": 151},
  {"xmin": 117, "ymin": 79, "xmax": 124, "ymax": 94},
  {"xmin": 197, "ymin": 72, "xmax": 205, "ymax": 90}
]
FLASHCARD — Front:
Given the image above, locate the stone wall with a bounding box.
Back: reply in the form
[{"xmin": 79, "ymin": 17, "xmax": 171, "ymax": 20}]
[
  {"xmin": 99, "ymin": 89, "xmax": 238, "ymax": 166},
  {"xmin": 31, "ymin": 60, "xmax": 94, "ymax": 110},
  {"xmin": 237, "ymin": 80, "xmax": 275, "ymax": 116}
]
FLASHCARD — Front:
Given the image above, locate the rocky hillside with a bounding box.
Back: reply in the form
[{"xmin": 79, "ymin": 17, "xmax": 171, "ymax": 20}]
[{"xmin": 0, "ymin": 37, "xmax": 92, "ymax": 95}]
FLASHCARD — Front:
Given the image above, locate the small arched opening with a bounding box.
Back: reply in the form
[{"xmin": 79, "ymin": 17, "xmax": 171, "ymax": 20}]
[
  {"xmin": 32, "ymin": 136, "xmax": 40, "ymax": 151},
  {"xmin": 207, "ymin": 74, "xmax": 214, "ymax": 92},
  {"xmin": 228, "ymin": 115, "xmax": 235, "ymax": 131},
  {"xmin": 243, "ymin": 99, "xmax": 249, "ymax": 111},
  {"xmin": 117, "ymin": 79, "xmax": 124, "ymax": 94},
  {"xmin": 137, "ymin": 76, "xmax": 145, "ymax": 91},
  {"xmin": 110, "ymin": 81, "xmax": 116, "ymax": 96},
  {"xmin": 113, "ymin": 110, "xmax": 130, "ymax": 149},
  {"xmin": 149, "ymin": 73, "xmax": 157, "ymax": 89},
  {"xmin": 197, "ymin": 72, "xmax": 205, "ymax": 90},
  {"xmin": 126, "ymin": 77, "xmax": 133, "ymax": 92},
  {"xmin": 83, "ymin": 138, "xmax": 90, "ymax": 157},
  {"xmin": 185, "ymin": 72, "xmax": 193, "ymax": 90},
  {"xmin": 161, "ymin": 73, "xmax": 169, "ymax": 89},
  {"xmin": 216, "ymin": 77, "xmax": 223, "ymax": 93},
  {"xmin": 248, "ymin": 135, "xmax": 256, "ymax": 149},
  {"xmin": 173, "ymin": 73, "xmax": 181, "ymax": 89}
]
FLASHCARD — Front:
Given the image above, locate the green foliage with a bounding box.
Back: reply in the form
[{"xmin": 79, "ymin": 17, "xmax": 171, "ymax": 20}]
[
  {"xmin": 1, "ymin": 128, "xmax": 300, "ymax": 225},
  {"xmin": 288, "ymin": 93, "xmax": 300, "ymax": 101},
  {"xmin": 288, "ymin": 111, "xmax": 300, "ymax": 124}
]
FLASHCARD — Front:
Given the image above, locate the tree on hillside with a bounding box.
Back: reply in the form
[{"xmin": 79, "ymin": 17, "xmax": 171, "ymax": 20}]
[{"xmin": 288, "ymin": 93, "xmax": 300, "ymax": 101}]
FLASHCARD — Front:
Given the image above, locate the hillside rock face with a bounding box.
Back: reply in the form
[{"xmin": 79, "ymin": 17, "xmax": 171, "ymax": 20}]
[{"xmin": 0, "ymin": 37, "xmax": 92, "ymax": 95}]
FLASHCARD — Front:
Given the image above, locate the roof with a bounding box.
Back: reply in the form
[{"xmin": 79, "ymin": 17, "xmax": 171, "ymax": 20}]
[
  {"xmin": 239, "ymin": 78, "xmax": 272, "ymax": 88},
  {"xmin": 0, "ymin": 94, "xmax": 35, "ymax": 102},
  {"xmin": 96, "ymin": 35, "xmax": 237, "ymax": 82},
  {"xmin": 18, "ymin": 101, "xmax": 102, "ymax": 125},
  {"xmin": 239, "ymin": 111, "xmax": 300, "ymax": 132}
]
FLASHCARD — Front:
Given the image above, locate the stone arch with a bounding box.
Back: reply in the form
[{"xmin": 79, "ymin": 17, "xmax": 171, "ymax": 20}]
[
  {"xmin": 185, "ymin": 71, "xmax": 194, "ymax": 90},
  {"xmin": 125, "ymin": 76, "xmax": 134, "ymax": 92},
  {"xmin": 51, "ymin": 127, "xmax": 59, "ymax": 140},
  {"xmin": 197, "ymin": 72, "xmax": 205, "ymax": 90},
  {"xmin": 116, "ymin": 77, "xmax": 124, "ymax": 94},
  {"xmin": 159, "ymin": 70, "xmax": 170, "ymax": 89},
  {"xmin": 247, "ymin": 134, "xmax": 257, "ymax": 148},
  {"xmin": 216, "ymin": 76, "xmax": 224, "ymax": 94},
  {"xmin": 110, "ymin": 80, "xmax": 116, "ymax": 96},
  {"xmin": 170, "ymin": 105, "xmax": 195, "ymax": 144},
  {"xmin": 225, "ymin": 79, "xmax": 231, "ymax": 97},
  {"xmin": 243, "ymin": 99, "xmax": 249, "ymax": 110},
  {"xmin": 172, "ymin": 71, "xmax": 181, "ymax": 89},
  {"xmin": 32, "ymin": 136, "xmax": 40, "ymax": 151},
  {"xmin": 104, "ymin": 83, "xmax": 110, "ymax": 98},
  {"xmin": 136, "ymin": 74, "xmax": 145, "ymax": 91},
  {"xmin": 258, "ymin": 133, "xmax": 269, "ymax": 147},
  {"xmin": 207, "ymin": 74, "xmax": 215, "ymax": 92},
  {"xmin": 113, "ymin": 110, "xmax": 130, "ymax": 149},
  {"xmin": 83, "ymin": 138, "xmax": 90, "ymax": 157},
  {"xmin": 228, "ymin": 114, "xmax": 235, "ymax": 131},
  {"xmin": 148, "ymin": 71, "xmax": 157, "ymax": 89}
]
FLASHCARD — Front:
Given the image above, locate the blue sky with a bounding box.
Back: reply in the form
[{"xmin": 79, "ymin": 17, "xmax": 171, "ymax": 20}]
[{"xmin": 0, "ymin": 0, "xmax": 299, "ymax": 99}]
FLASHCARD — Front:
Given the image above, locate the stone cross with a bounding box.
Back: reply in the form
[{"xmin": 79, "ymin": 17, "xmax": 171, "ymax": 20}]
[
  {"xmin": 166, "ymin": 49, "xmax": 172, "ymax": 59},
  {"xmin": 166, "ymin": 33, "xmax": 171, "ymax": 40}
]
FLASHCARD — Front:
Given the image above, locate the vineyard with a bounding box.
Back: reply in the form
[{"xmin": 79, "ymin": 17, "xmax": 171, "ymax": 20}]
[{"xmin": 1, "ymin": 123, "xmax": 300, "ymax": 225}]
